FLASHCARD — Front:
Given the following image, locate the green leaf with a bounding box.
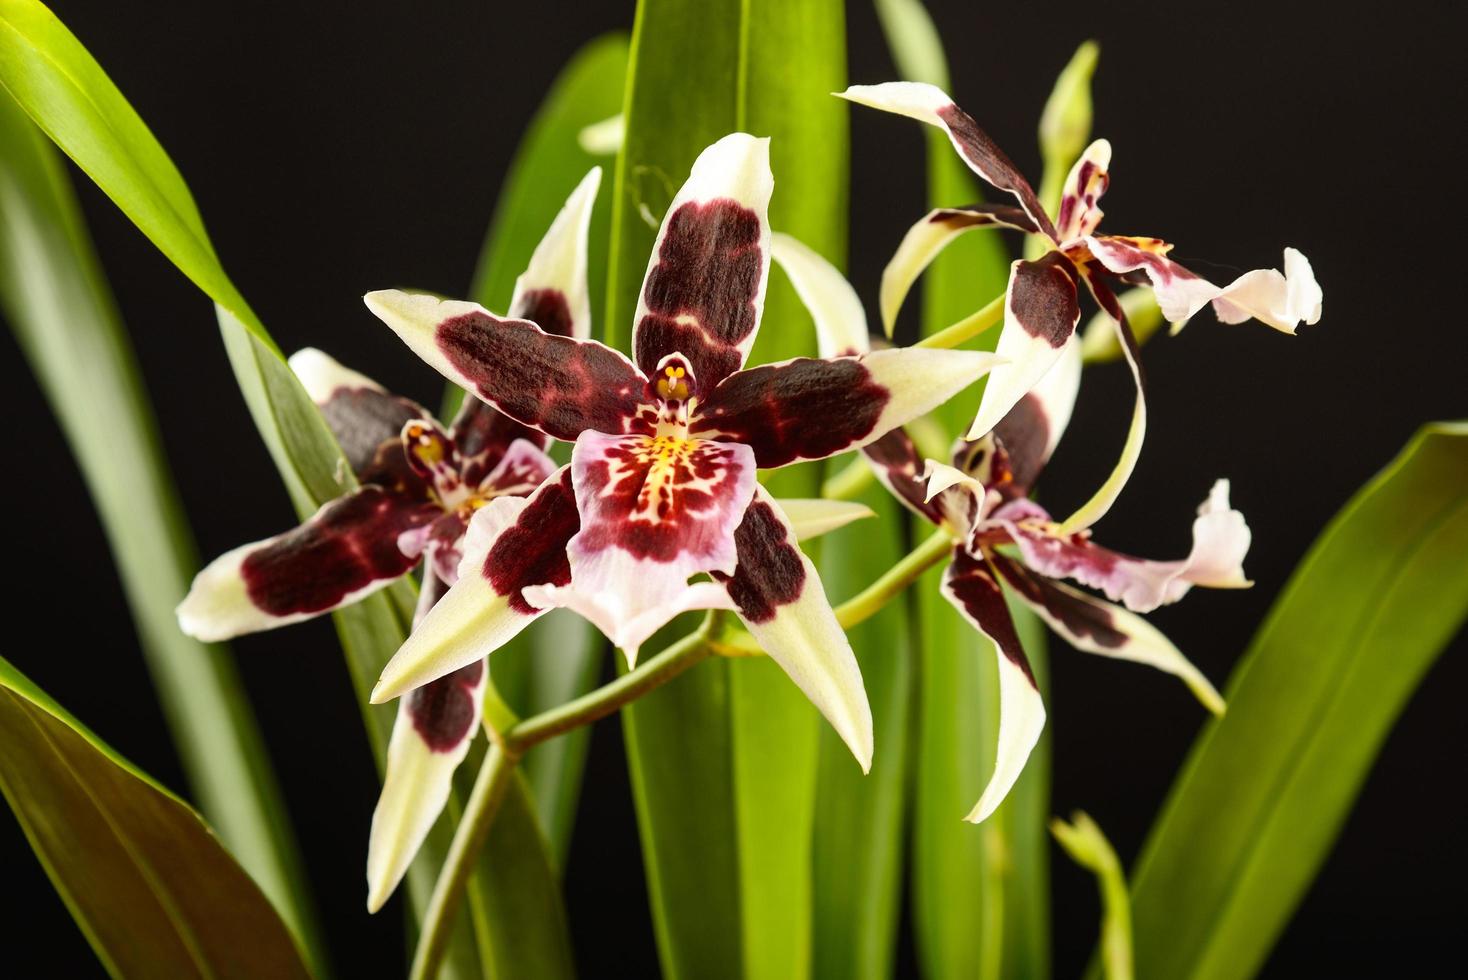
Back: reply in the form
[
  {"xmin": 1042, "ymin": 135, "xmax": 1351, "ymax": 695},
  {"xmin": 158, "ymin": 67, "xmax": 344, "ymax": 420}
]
[
  {"xmin": 0, "ymin": 93, "xmax": 325, "ymax": 971},
  {"xmin": 1122, "ymin": 422, "xmax": 1468, "ymax": 980},
  {"xmin": 0, "ymin": 655, "xmax": 312, "ymax": 979},
  {"xmin": 1052, "ymin": 812, "xmax": 1132, "ymax": 980},
  {"xmin": 608, "ymin": 2, "xmax": 848, "ymax": 976},
  {"xmin": 0, "ymin": 3, "xmax": 573, "ymax": 975},
  {"xmin": 462, "ymin": 33, "xmax": 629, "ymax": 870}
]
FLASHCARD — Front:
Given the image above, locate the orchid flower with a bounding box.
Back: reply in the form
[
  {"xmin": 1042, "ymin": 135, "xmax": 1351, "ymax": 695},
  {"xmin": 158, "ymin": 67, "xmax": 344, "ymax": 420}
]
[
  {"xmin": 177, "ymin": 172, "xmax": 595, "ymax": 912},
  {"xmin": 775, "ymin": 229, "xmax": 1242, "ymax": 825},
  {"xmin": 363, "ymin": 133, "xmax": 1003, "ymax": 775},
  {"xmin": 839, "ymin": 81, "xmax": 1322, "ymax": 531}
]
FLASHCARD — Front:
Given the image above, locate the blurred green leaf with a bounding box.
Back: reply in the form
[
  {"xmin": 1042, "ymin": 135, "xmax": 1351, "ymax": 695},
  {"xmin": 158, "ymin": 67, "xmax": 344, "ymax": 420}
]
[
  {"xmin": 0, "ymin": 92, "xmax": 324, "ymax": 970},
  {"xmin": 1052, "ymin": 812, "xmax": 1132, "ymax": 980},
  {"xmin": 462, "ymin": 33, "xmax": 628, "ymax": 870},
  {"xmin": 0, "ymin": 3, "xmax": 573, "ymax": 975},
  {"xmin": 0, "ymin": 655, "xmax": 312, "ymax": 980},
  {"xmin": 1123, "ymin": 422, "xmax": 1468, "ymax": 980},
  {"xmin": 607, "ymin": 1, "xmax": 847, "ymax": 976}
]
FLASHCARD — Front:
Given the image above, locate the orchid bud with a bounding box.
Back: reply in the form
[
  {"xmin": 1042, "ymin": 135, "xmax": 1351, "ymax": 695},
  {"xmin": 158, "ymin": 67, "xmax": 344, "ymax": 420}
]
[{"xmin": 1039, "ymin": 40, "xmax": 1100, "ymax": 170}]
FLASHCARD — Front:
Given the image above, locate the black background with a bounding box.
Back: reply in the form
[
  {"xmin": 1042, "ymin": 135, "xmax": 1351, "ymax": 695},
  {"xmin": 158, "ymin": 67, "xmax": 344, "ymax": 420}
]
[{"xmin": 3, "ymin": 1, "xmax": 1465, "ymax": 977}]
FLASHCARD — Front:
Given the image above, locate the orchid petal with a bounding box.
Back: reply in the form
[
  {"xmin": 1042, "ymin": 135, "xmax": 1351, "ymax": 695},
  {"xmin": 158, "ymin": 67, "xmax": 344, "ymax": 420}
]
[
  {"xmin": 508, "ymin": 167, "xmax": 601, "ymax": 340},
  {"xmin": 837, "ymin": 82, "xmax": 1057, "ymax": 240},
  {"xmin": 1054, "ymin": 139, "xmax": 1111, "ymax": 242},
  {"xmin": 448, "ymin": 399, "xmax": 547, "ymax": 488},
  {"xmin": 715, "ymin": 487, "xmax": 874, "ymax": 771},
  {"xmin": 365, "ymin": 289, "xmax": 649, "ymax": 442},
  {"xmin": 966, "ymin": 252, "xmax": 1083, "ymax": 441},
  {"xmin": 287, "ymin": 347, "xmax": 429, "ymax": 481},
  {"xmin": 940, "ymin": 549, "xmax": 1047, "ymax": 823},
  {"xmin": 861, "ymin": 429, "xmax": 948, "ymax": 526},
  {"xmin": 177, "ymin": 488, "xmax": 439, "ymax": 642},
  {"xmin": 371, "ymin": 469, "xmax": 579, "ymax": 702},
  {"xmin": 879, "ymin": 205, "xmax": 1038, "ymax": 337},
  {"xmin": 632, "ymin": 133, "xmax": 773, "ymax": 388},
  {"xmin": 1086, "ymin": 238, "xmax": 1321, "ymax": 334},
  {"xmin": 994, "ymin": 555, "xmax": 1223, "ymax": 715},
  {"xmin": 776, "ymin": 498, "xmax": 876, "ymax": 541},
  {"xmin": 770, "ymin": 231, "xmax": 870, "ymax": 357},
  {"xmin": 996, "ymin": 478, "xmax": 1251, "ymax": 613},
  {"xmin": 982, "ymin": 340, "xmax": 1082, "ymax": 499},
  {"xmin": 1057, "ymin": 273, "xmax": 1146, "ymax": 533},
  {"xmin": 694, "ymin": 347, "xmax": 1001, "ymax": 468},
  {"xmin": 365, "ymin": 659, "xmax": 486, "ymax": 913},
  {"xmin": 923, "ymin": 458, "xmax": 984, "ymax": 502},
  {"xmin": 479, "ymin": 437, "xmax": 559, "ymax": 498},
  {"xmin": 528, "ymin": 431, "xmax": 756, "ymax": 662}
]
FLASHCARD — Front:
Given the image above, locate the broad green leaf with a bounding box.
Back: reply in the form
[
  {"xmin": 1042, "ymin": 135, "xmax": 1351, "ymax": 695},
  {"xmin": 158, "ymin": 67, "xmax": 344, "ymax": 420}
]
[
  {"xmin": 462, "ymin": 33, "xmax": 629, "ymax": 870},
  {"xmin": 0, "ymin": 655, "xmax": 312, "ymax": 979},
  {"xmin": 0, "ymin": 4, "xmax": 572, "ymax": 975},
  {"xmin": 0, "ymin": 94, "xmax": 324, "ymax": 970},
  {"xmin": 608, "ymin": 1, "xmax": 848, "ymax": 976},
  {"xmin": 1122, "ymin": 422, "xmax": 1468, "ymax": 980},
  {"xmin": 874, "ymin": 2, "xmax": 1052, "ymax": 976}
]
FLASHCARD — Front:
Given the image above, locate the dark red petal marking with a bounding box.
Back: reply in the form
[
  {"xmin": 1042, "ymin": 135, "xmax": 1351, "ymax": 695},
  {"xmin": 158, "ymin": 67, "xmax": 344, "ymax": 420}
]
[
  {"xmin": 944, "ymin": 550, "xmax": 1036, "ymax": 683},
  {"xmin": 930, "ymin": 202, "xmax": 1040, "ymax": 235},
  {"xmin": 991, "ymin": 554, "xmax": 1126, "ymax": 650},
  {"xmin": 1010, "ymin": 252, "xmax": 1082, "ymax": 348},
  {"xmin": 510, "ymin": 287, "xmax": 574, "ymax": 338},
  {"xmin": 482, "ymin": 470, "xmax": 580, "ymax": 614},
  {"xmin": 990, "ymin": 394, "xmax": 1050, "ymax": 500},
  {"xmin": 448, "ymin": 397, "xmax": 548, "ymax": 487},
  {"xmin": 935, "ymin": 104, "xmax": 1058, "ymax": 242},
  {"xmin": 712, "ymin": 500, "xmax": 805, "ymax": 624},
  {"xmin": 436, "ymin": 311, "xmax": 649, "ymax": 441},
  {"xmin": 634, "ymin": 199, "xmax": 764, "ymax": 389},
  {"xmin": 862, "ymin": 429, "xmax": 945, "ymax": 526},
  {"xmin": 406, "ymin": 660, "xmax": 485, "ymax": 752},
  {"xmin": 318, "ymin": 386, "xmax": 428, "ymax": 483},
  {"xmin": 692, "ymin": 357, "xmax": 890, "ymax": 468},
  {"xmin": 1081, "ymin": 269, "xmax": 1148, "ymax": 388},
  {"xmin": 241, "ymin": 488, "xmax": 439, "ymax": 617}
]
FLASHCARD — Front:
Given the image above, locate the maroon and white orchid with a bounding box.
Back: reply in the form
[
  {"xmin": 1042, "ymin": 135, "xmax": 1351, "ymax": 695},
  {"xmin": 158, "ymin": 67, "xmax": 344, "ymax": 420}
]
[
  {"xmin": 177, "ymin": 171, "xmax": 599, "ymax": 912},
  {"xmin": 775, "ymin": 230, "xmax": 1242, "ymax": 824},
  {"xmin": 839, "ymin": 81, "xmax": 1322, "ymax": 532},
  {"xmin": 363, "ymin": 133, "xmax": 1004, "ymax": 774}
]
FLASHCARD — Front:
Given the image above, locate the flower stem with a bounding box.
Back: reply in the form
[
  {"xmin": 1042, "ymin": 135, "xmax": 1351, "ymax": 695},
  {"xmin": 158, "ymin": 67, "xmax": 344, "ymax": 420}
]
[
  {"xmin": 915, "ymin": 293, "xmax": 1004, "ymax": 349},
  {"xmin": 822, "ymin": 455, "xmax": 876, "ymax": 500},
  {"xmin": 408, "ymin": 742, "xmax": 517, "ymax": 980},
  {"xmin": 834, "ymin": 528, "xmax": 954, "ymax": 629}
]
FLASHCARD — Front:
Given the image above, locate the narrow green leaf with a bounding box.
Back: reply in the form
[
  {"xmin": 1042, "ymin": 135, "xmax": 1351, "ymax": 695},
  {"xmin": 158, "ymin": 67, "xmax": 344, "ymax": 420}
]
[
  {"xmin": 0, "ymin": 4, "xmax": 573, "ymax": 975},
  {"xmin": 1123, "ymin": 422, "xmax": 1468, "ymax": 980},
  {"xmin": 462, "ymin": 33, "xmax": 629, "ymax": 869},
  {"xmin": 0, "ymin": 94, "xmax": 325, "ymax": 970},
  {"xmin": 1052, "ymin": 812, "xmax": 1132, "ymax": 980},
  {"xmin": 608, "ymin": 1, "xmax": 847, "ymax": 975},
  {"xmin": 0, "ymin": 655, "xmax": 312, "ymax": 979}
]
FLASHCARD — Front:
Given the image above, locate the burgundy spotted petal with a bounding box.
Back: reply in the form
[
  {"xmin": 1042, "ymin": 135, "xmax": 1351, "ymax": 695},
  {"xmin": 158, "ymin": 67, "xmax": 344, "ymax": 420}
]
[
  {"xmin": 506, "ymin": 166, "xmax": 602, "ymax": 340},
  {"xmin": 631, "ymin": 134, "xmax": 773, "ymax": 390},
  {"xmin": 288, "ymin": 348, "xmax": 430, "ymax": 482},
  {"xmin": 178, "ymin": 487, "xmax": 439, "ymax": 642},
  {"xmin": 713, "ymin": 486, "xmax": 873, "ymax": 770},
  {"xmin": 939, "ymin": 549, "xmax": 1046, "ymax": 823},
  {"xmin": 448, "ymin": 398, "xmax": 547, "ymax": 488},
  {"xmin": 366, "ymin": 291, "xmax": 650, "ymax": 442},
  {"xmin": 1054, "ymin": 139, "xmax": 1111, "ymax": 242},
  {"xmin": 862, "ymin": 429, "xmax": 946, "ymax": 525}
]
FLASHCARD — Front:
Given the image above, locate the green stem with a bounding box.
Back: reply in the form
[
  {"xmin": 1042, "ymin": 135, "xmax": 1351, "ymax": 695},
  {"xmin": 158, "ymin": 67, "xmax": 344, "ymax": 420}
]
[
  {"xmin": 822, "ymin": 456, "xmax": 876, "ymax": 500},
  {"xmin": 915, "ymin": 294, "xmax": 1004, "ymax": 349},
  {"xmin": 409, "ymin": 744, "xmax": 518, "ymax": 980},
  {"xmin": 836, "ymin": 529, "xmax": 954, "ymax": 629}
]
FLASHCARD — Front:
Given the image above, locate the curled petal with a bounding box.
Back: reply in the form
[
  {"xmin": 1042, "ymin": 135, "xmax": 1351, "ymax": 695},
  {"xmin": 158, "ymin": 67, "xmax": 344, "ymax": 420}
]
[
  {"xmin": 1086, "ymin": 238, "xmax": 1321, "ymax": 334},
  {"xmin": 177, "ymin": 488, "xmax": 438, "ymax": 642},
  {"xmin": 288, "ymin": 348, "xmax": 429, "ymax": 481},
  {"xmin": 861, "ymin": 428, "xmax": 947, "ymax": 526},
  {"xmin": 1054, "ymin": 139, "xmax": 1110, "ymax": 242},
  {"xmin": 770, "ymin": 231, "xmax": 870, "ymax": 357},
  {"xmin": 940, "ymin": 550, "xmax": 1046, "ymax": 823},
  {"xmin": 371, "ymin": 469, "xmax": 579, "ymax": 702},
  {"xmin": 838, "ymin": 82, "xmax": 1057, "ymax": 240},
  {"xmin": 366, "ymin": 659, "xmax": 486, "ymax": 913},
  {"xmin": 967, "ymin": 252, "xmax": 1083, "ymax": 441},
  {"xmin": 714, "ymin": 487, "xmax": 874, "ymax": 771},
  {"xmin": 994, "ymin": 555, "xmax": 1224, "ymax": 715},
  {"xmin": 527, "ymin": 431, "xmax": 756, "ymax": 662},
  {"xmin": 508, "ymin": 166, "xmax": 601, "ymax": 339},
  {"xmin": 694, "ymin": 347, "xmax": 1001, "ymax": 468},
  {"xmin": 365, "ymin": 290, "xmax": 649, "ymax": 442},
  {"xmin": 632, "ymin": 133, "xmax": 773, "ymax": 388},
  {"xmin": 776, "ymin": 498, "xmax": 877, "ymax": 541},
  {"xmin": 880, "ymin": 205, "xmax": 1038, "ymax": 337},
  {"xmin": 996, "ymin": 479, "xmax": 1251, "ymax": 613}
]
